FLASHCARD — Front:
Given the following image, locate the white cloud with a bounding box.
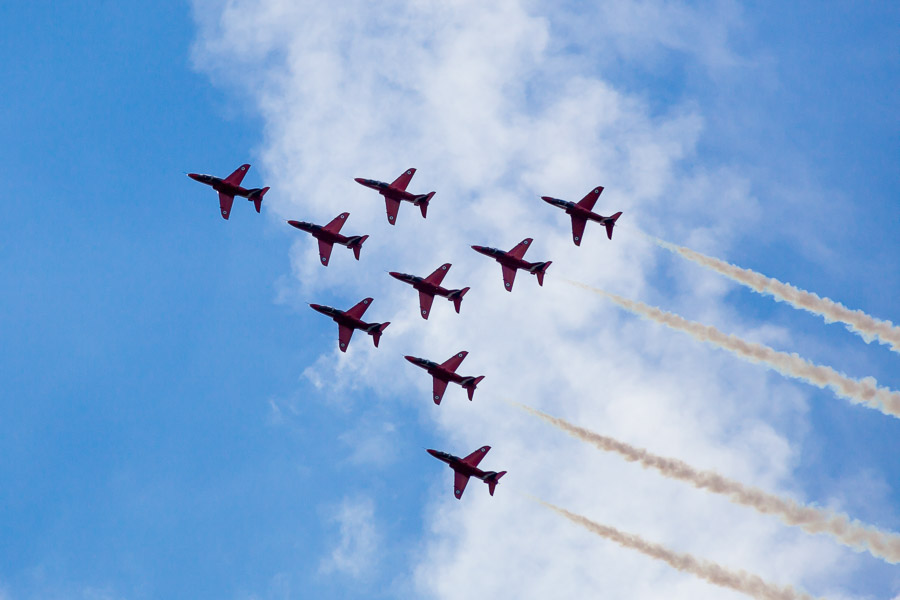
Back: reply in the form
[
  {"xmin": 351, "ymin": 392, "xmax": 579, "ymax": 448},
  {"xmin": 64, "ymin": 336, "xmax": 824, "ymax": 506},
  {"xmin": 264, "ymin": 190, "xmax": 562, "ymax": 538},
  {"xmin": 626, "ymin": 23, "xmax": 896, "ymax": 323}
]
[
  {"xmin": 192, "ymin": 1, "xmax": 891, "ymax": 598},
  {"xmin": 319, "ymin": 496, "xmax": 380, "ymax": 580}
]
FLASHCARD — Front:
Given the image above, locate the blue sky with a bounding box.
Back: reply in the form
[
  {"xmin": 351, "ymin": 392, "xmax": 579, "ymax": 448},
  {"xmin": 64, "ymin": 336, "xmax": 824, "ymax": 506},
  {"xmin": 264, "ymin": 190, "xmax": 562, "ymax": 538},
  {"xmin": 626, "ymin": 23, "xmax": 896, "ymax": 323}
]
[{"xmin": 1, "ymin": 2, "xmax": 899, "ymax": 599}]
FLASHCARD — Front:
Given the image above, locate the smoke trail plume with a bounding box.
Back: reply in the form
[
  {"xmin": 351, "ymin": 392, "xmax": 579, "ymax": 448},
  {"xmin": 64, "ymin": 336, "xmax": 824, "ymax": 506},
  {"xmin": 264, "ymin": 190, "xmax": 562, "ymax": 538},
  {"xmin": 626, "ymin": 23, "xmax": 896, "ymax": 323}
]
[
  {"xmin": 654, "ymin": 237, "xmax": 900, "ymax": 353},
  {"xmin": 539, "ymin": 499, "xmax": 821, "ymax": 600},
  {"xmin": 564, "ymin": 280, "xmax": 900, "ymax": 420},
  {"xmin": 521, "ymin": 404, "xmax": 900, "ymax": 564}
]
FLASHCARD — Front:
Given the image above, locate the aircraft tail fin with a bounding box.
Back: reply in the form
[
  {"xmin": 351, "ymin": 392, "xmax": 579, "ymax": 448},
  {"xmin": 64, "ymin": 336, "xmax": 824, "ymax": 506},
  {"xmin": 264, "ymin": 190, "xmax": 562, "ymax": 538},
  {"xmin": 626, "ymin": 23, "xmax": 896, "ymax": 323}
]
[
  {"xmin": 370, "ymin": 322, "xmax": 390, "ymax": 347},
  {"xmin": 464, "ymin": 375, "xmax": 485, "ymax": 401},
  {"xmin": 250, "ymin": 187, "xmax": 270, "ymax": 213},
  {"xmin": 531, "ymin": 261, "xmax": 552, "ymax": 286},
  {"xmin": 487, "ymin": 471, "xmax": 507, "ymax": 496},
  {"xmin": 449, "ymin": 287, "xmax": 470, "ymax": 314},
  {"xmin": 605, "ymin": 211, "xmax": 622, "ymax": 240},
  {"xmin": 416, "ymin": 191, "xmax": 435, "ymax": 218},
  {"xmin": 348, "ymin": 235, "xmax": 369, "ymax": 261}
]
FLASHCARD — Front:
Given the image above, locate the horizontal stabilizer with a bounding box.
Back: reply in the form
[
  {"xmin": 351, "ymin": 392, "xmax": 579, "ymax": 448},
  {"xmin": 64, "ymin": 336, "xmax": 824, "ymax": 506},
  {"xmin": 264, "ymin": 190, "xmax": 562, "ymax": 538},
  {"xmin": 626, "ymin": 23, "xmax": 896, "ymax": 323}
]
[
  {"xmin": 348, "ymin": 235, "xmax": 369, "ymax": 261},
  {"xmin": 605, "ymin": 211, "xmax": 622, "ymax": 240},
  {"xmin": 416, "ymin": 191, "xmax": 435, "ymax": 218},
  {"xmin": 251, "ymin": 187, "xmax": 270, "ymax": 213},
  {"xmin": 450, "ymin": 287, "xmax": 470, "ymax": 314},
  {"xmin": 532, "ymin": 261, "xmax": 552, "ymax": 286},
  {"xmin": 464, "ymin": 375, "xmax": 485, "ymax": 401},
  {"xmin": 370, "ymin": 322, "xmax": 390, "ymax": 347},
  {"xmin": 487, "ymin": 471, "xmax": 507, "ymax": 496}
]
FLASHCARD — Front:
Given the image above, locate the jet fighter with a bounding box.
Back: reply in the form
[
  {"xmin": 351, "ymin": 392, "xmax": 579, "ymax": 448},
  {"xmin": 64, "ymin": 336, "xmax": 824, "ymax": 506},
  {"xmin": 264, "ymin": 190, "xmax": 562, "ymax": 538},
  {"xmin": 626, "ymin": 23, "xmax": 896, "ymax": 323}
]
[
  {"xmin": 388, "ymin": 263, "xmax": 470, "ymax": 319},
  {"xmin": 405, "ymin": 351, "xmax": 485, "ymax": 404},
  {"xmin": 187, "ymin": 164, "xmax": 270, "ymax": 220},
  {"xmin": 287, "ymin": 213, "xmax": 370, "ymax": 267},
  {"xmin": 541, "ymin": 186, "xmax": 622, "ymax": 245},
  {"xmin": 427, "ymin": 446, "xmax": 507, "ymax": 500},
  {"xmin": 471, "ymin": 238, "xmax": 552, "ymax": 292},
  {"xmin": 309, "ymin": 297, "xmax": 390, "ymax": 352},
  {"xmin": 354, "ymin": 168, "xmax": 435, "ymax": 225}
]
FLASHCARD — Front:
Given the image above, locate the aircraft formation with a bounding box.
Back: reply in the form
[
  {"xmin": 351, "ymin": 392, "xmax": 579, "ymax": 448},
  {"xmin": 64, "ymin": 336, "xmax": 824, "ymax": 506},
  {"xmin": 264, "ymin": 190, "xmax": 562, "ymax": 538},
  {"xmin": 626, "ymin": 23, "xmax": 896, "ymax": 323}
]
[{"xmin": 189, "ymin": 166, "xmax": 622, "ymax": 499}]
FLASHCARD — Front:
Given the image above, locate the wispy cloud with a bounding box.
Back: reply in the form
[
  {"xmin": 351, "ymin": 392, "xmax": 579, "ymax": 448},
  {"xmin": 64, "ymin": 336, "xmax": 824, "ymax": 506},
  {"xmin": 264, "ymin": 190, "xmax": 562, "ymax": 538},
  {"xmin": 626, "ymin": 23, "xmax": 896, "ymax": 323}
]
[
  {"xmin": 319, "ymin": 496, "xmax": 380, "ymax": 579},
  {"xmin": 193, "ymin": 0, "xmax": 875, "ymax": 596}
]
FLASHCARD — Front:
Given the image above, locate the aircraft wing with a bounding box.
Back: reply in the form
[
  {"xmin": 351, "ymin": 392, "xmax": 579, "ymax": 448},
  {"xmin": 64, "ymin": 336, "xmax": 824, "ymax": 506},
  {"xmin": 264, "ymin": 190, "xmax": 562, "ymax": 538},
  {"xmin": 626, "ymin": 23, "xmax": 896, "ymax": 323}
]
[
  {"xmin": 323, "ymin": 212, "xmax": 350, "ymax": 234},
  {"xmin": 223, "ymin": 164, "xmax": 250, "ymax": 186},
  {"xmin": 390, "ymin": 168, "xmax": 416, "ymax": 191},
  {"xmin": 218, "ymin": 192, "xmax": 235, "ymax": 220},
  {"xmin": 432, "ymin": 377, "xmax": 449, "ymax": 405},
  {"xmin": 570, "ymin": 215, "xmax": 588, "ymax": 246},
  {"xmin": 385, "ymin": 198, "xmax": 401, "ymax": 225},
  {"xmin": 338, "ymin": 325, "xmax": 354, "ymax": 352},
  {"xmin": 501, "ymin": 265, "xmax": 517, "ymax": 291},
  {"xmin": 346, "ymin": 297, "xmax": 373, "ymax": 320},
  {"xmin": 317, "ymin": 239, "xmax": 335, "ymax": 266},
  {"xmin": 575, "ymin": 186, "xmax": 603, "ymax": 212},
  {"xmin": 461, "ymin": 445, "xmax": 491, "ymax": 468},
  {"xmin": 418, "ymin": 291, "xmax": 436, "ymax": 320},
  {"xmin": 453, "ymin": 470, "xmax": 471, "ymax": 499},
  {"xmin": 507, "ymin": 238, "xmax": 533, "ymax": 259},
  {"xmin": 424, "ymin": 263, "xmax": 451, "ymax": 286},
  {"xmin": 439, "ymin": 351, "xmax": 468, "ymax": 373}
]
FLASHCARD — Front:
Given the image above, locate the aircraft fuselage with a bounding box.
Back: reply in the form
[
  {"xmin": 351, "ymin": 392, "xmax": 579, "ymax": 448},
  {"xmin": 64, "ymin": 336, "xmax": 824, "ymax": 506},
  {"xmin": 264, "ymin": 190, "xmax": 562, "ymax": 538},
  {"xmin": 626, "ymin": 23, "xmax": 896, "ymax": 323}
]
[
  {"xmin": 288, "ymin": 220, "xmax": 358, "ymax": 247},
  {"xmin": 404, "ymin": 355, "xmax": 469, "ymax": 385},
  {"xmin": 354, "ymin": 178, "xmax": 424, "ymax": 203},
  {"xmin": 471, "ymin": 245, "xmax": 539, "ymax": 272},
  {"xmin": 388, "ymin": 272, "xmax": 454, "ymax": 299},
  {"xmin": 188, "ymin": 173, "xmax": 258, "ymax": 199},
  {"xmin": 541, "ymin": 196, "xmax": 616, "ymax": 224},
  {"xmin": 309, "ymin": 304, "xmax": 376, "ymax": 332},
  {"xmin": 426, "ymin": 449, "xmax": 496, "ymax": 481}
]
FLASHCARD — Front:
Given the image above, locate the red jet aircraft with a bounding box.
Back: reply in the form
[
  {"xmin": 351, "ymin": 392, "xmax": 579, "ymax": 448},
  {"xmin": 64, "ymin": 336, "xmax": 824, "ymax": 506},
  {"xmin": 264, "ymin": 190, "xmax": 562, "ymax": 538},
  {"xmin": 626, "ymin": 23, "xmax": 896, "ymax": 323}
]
[
  {"xmin": 309, "ymin": 297, "xmax": 390, "ymax": 352},
  {"xmin": 541, "ymin": 186, "xmax": 622, "ymax": 245},
  {"xmin": 405, "ymin": 351, "xmax": 484, "ymax": 404},
  {"xmin": 188, "ymin": 164, "xmax": 270, "ymax": 220},
  {"xmin": 388, "ymin": 263, "xmax": 470, "ymax": 319},
  {"xmin": 471, "ymin": 238, "xmax": 551, "ymax": 292},
  {"xmin": 427, "ymin": 446, "xmax": 507, "ymax": 499},
  {"xmin": 354, "ymin": 168, "xmax": 435, "ymax": 225},
  {"xmin": 287, "ymin": 213, "xmax": 370, "ymax": 266}
]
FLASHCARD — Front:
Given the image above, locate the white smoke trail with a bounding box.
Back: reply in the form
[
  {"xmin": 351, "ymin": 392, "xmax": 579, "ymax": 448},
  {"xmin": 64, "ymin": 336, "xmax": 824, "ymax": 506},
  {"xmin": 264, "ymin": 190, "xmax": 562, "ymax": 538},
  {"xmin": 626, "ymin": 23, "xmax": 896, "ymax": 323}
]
[
  {"xmin": 653, "ymin": 237, "xmax": 900, "ymax": 353},
  {"xmin": 521, "ymin": 404, "xmax": 900, "ymax": 564},
  {"xmin": 564, "ymin": 280, "xmax": 900, "ymax": 420},
  {"xmin": 538, "ymin": 499, "xmax": 822, "ymax": 600}
]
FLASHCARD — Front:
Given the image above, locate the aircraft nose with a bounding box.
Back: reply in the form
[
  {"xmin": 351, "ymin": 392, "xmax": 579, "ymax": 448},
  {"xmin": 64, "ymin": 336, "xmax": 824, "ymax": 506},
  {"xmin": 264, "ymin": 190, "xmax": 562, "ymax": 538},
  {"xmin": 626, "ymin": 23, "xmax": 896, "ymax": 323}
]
[
  {"xmin": 404, "ymin": 355, "xmax": 417, "ymax": 364},
  {"xmin": 388, "ymin": 272, "xmax": 402, "ymax": 279},
  {"xmin": 287, "ymin": 220, "xmax": 301, "ymax": 228},
  {"xmin": 187, "ymin": 173, "xmax": 201, "ymax": 181},
  {"xmin": 426, "ymin": 449, "xmax": 439, "ymax": 458},
  {"xmin": 353, "ymin": 177, "xmax": 365, "ymax": 184}
]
